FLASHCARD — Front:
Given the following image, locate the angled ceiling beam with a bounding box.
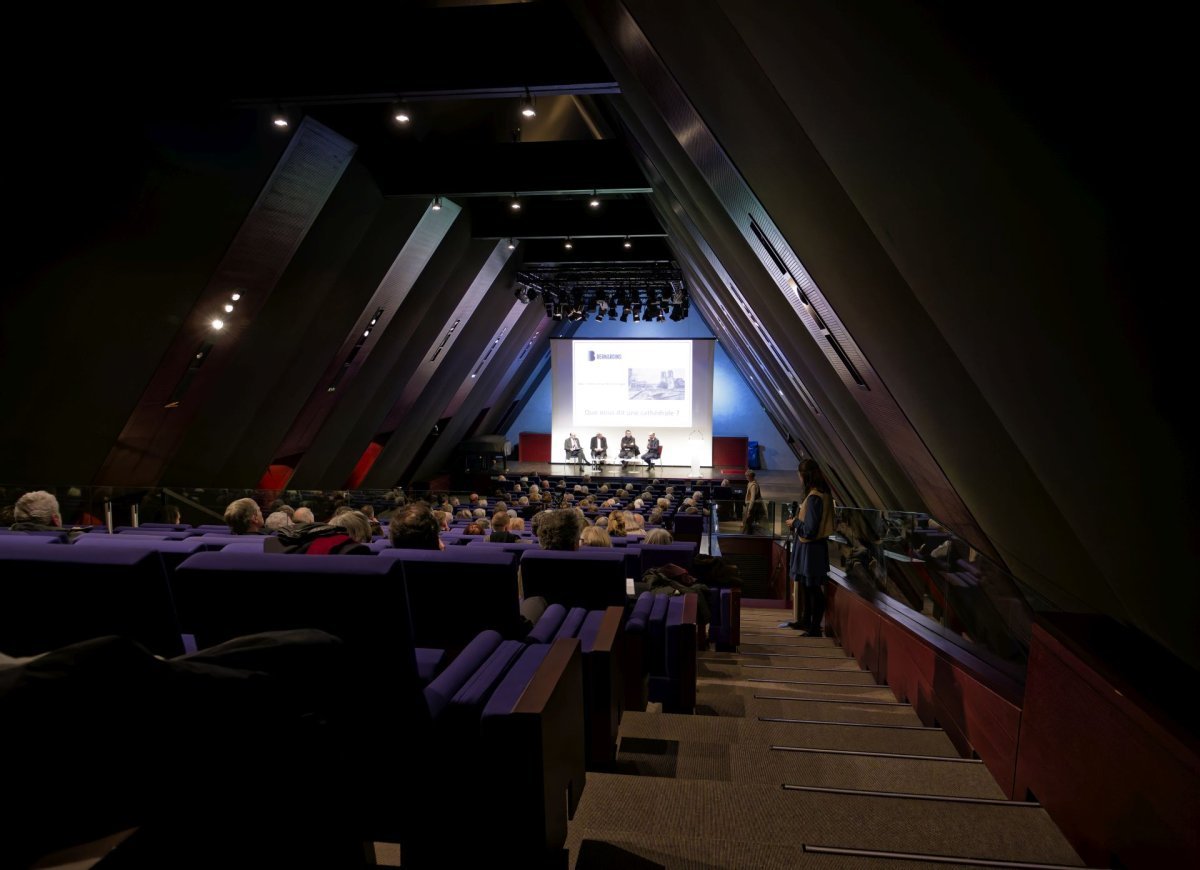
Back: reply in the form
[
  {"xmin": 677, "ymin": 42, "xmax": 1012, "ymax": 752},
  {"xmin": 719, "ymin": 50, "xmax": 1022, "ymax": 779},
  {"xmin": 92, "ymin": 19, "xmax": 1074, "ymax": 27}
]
[{"xmin": 369, "ymin": 140, "xmax": 651, "ymax": 198}]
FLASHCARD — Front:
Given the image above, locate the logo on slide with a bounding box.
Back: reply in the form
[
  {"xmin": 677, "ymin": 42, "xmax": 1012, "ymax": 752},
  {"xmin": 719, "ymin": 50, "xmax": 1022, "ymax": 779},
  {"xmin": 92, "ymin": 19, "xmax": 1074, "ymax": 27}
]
[{"xmin": 588, "ymin": 351, "xmax": 622, "ymax": 361}]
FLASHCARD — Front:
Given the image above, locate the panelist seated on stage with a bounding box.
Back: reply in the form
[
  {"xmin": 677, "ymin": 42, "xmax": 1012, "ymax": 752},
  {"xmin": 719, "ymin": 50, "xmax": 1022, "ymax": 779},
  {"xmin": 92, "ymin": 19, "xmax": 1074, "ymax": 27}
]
[
  {"xmin": 590, "ymin": 432, "xmax": 608, "ymax": 462},
  {"xmin": 619, "ymin": 430, "xmax": 639, "ymax": 460},
  {"xmin": 642, "ymin": 433, "xmax": 662, "ymax": 467},
  {"xmin": 564, "ymin": 433, "xmax": 584, "ymax": 462}
]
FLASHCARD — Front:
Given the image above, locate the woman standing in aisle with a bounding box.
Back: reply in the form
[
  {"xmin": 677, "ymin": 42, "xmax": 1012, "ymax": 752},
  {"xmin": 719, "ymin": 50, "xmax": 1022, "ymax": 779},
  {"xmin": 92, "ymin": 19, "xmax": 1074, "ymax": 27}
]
[{"xmin": 785, "ymin": 459, "xmax": 835, "ymax": 635}]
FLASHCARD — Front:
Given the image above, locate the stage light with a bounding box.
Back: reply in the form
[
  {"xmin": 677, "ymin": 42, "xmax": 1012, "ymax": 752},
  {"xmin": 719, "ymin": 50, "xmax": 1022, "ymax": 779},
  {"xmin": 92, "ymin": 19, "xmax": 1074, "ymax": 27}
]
[
  {"xmin": 224, "ymin": 303, "xmax": 234, "ymax": 313},
  {"xmin": 623, "ymin": 236, "xmax": 632, "ymax": 249},
  {"xmin": 211, "ymin": 318, "xmax": 224, "ymax": 330},
  {"xmin": 392, "ymin": 103, "xmax": 412, "ymax": 124},
  {"xmin": 431, "ymin": 195, "xmax": 442, "ymax": 211},
  {"xmin": 271, "ymin": 105, "xmax": 289, "ymax": 128},
  {"xmin": 564, "ymin": 237, "xmax": 573, "ymax": 250},
  {"xmin": 230, "ymin": 292, "xmax": 241, "ymax": 301},
  {"xmin": 507, "ymin": 238, "xmax": 516, "ymax": 250},
  {"xmin": 520, "ymin": 89, "xmax": 536, "ymax": 118},
  {"xmin": 510, "ymin": 195, "xmax": 521, "ymax": 211},
  {"xmin": 589, "ymin": 190, "xmax": 600, "ymax": 208}
]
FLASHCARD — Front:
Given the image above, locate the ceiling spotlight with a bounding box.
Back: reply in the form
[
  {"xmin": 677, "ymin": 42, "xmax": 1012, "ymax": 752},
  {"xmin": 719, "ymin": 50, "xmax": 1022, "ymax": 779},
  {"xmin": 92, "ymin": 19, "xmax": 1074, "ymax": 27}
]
[
  {"xmin": 564, "ymin": 237, "xmax": 573, "ymax": 250},
  {"xmin": 211, "ymin": 318, "xmax": 225, "ymax": 330},
  {"xmin": 271, "ymin": 107, "xmax": 289, "ymax": 128},
  {"xmin": 223, "ymin": 303, "xmax": 234, "ymax": 313},
  {"xmin": 623, "ymin": 236, "xmax": 632, "ymax": 249},
  {"xmin": 520, "ymin": 89, "xmax": 536, "ymax": 118},
  {"xmin": 510, "ymin": 195, "xmax": 521, "ymax": 211},
  {"xmin": 230, "ymin": 292, "xmax": 241, "ymax": 301},
  {"xmin": 363, "ymin": 330, "xmax": 371, "ymax": 337},
  {"xmin": 392, "ymin": 103, "xmax": 412, "ymax": 124},
  {"xmin": 589, "ymin": 190, "xmax": 600, "ymax": 208},
  {"xmin": 431, "ymin": 195, "xmax": 442, "ymax": 211},
  {"xmin": 507, "ymin": 238, "xmax": 516, "ymax": 250}
]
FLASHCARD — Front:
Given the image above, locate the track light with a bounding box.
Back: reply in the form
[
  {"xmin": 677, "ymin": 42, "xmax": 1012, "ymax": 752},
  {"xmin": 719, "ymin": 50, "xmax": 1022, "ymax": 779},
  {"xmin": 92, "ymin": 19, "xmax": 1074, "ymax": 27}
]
[
  {"xmin": 431, "ymin": 195, "xmax": 442, "ymax": 211},
  {"xmin": 271, "ymin": 106, "xmax": 289, "ymax": 128},
  {"xmin": 589, "ymin": 190, "xmax": 600, "ymax": 208},
  {"xmin": 520, "ymin": 89, "xmax": 536, "ymax": 118},
  {"xmin": 224, "ymin": 303, "xmax": 234, "ymax": 313},
  {"xmin": 510, "ymin": 194, "xmax": 521, "ymax": 211},
  {"xmin": 507, "ymin": 238, "xmax": 516, "ymax": 250},
  {"xmin": 230, "ymin": 292, "xmax": 241, "ymax": 301},
  {"xmin": 211, "ymin": 318, "xmax": 225, "ymax": 330},
  {"xmin": 392, "ymin": 103, "xmax": 412, "ymax": 124},
  {"xmin": 623, "ymin": 236, "xmax": 632, "ymax": 249},
  {"xmin": 564, "ymin": 237, "xmax": 573, "ymax": 250}
]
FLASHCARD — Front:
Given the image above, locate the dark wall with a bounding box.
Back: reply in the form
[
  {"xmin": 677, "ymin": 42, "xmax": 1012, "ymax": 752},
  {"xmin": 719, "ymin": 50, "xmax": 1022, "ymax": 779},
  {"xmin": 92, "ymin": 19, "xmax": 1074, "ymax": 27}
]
[{"xmin": 0, "ymin": 106, "xmax": 286, "ymax": 485}]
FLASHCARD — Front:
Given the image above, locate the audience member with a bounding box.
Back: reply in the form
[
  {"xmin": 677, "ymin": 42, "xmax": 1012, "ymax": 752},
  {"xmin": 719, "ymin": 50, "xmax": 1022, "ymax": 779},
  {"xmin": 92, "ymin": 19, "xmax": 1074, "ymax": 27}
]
[
  {"xmin": 607, "ymin": 512, "xmax": 627, "ymax": 537},
  {"xmin": 265, "ymin": 511, "xmax": 294, "ymax": 532},
  {"xmin": 489, "ymin": 513, "xmax": 520, "ymax": 543},
  {"xmin": 580, "ymin": 526, "xmax": 612, "ymax": 548},
  {"xmin": 465, "ymin": 523, "xmax": 485, "ymax": 536},
  {"xmin": 10, "ymin": 491, "xmax": 63, "ymax": 531},
  {"xmin": 293, "ymin": 507, "xmax": 315, "ymax": 525},
  {"xmin": 644, "ymin": 528, "xmax": 673, "ymax": 545},
  {"xmin": 387, "ymin": 503, "xmax": 444, "ymax": 550},
  {"xmin": 507, "ymin": 517, "xmax": 526, "ymax": 533},
  {"xmin": 537, "ymin": 509, "xmax": 582, "ymax": 551},
  {"xmin": 224, "ymin": 498, "xmax": 265, "ymax": 535},
  {"xmin": 330, "ymin": 511, "xmax": 372, "ymax": 545}
]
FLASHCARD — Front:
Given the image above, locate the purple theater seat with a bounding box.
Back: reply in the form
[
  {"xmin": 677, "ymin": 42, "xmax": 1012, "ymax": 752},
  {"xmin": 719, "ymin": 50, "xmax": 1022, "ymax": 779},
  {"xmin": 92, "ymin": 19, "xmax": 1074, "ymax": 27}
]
[
  {"xmin": 189, "ymin": 535, "xmax": 268, "ymax": 549},
  {"xmin": 0, "ymin": 547, "xmax": 181, "ymax": 657},
  {"xmin": 0, "ymin": 535, "xmax": 58, "ymax": 547},
  {"xmin": 423, "ymin": 630, "xmax": 503, "ymax": 721},
  {"xmin": 0, "ymin": 529, "xmax": 69, "ymax": 542},
  {"xmin": 526, "ymin": 604, "xmax": 568, "ymax": 644},
  {"xmin": 195, "ymin": 524, "xmax": 234, "ymax": 533},
  {"xmin": 672, "ymin": 514, "xmax": 704, "ymax": 543},
  {"xmin": 639, "ymin": 542, "xmax": 698, "ymax": 576},
  {"xmin": 519, "ymin": 550, "xmax": 627, "ymax": 611},
  {"xmin": 555, "ymin": 607, "xmax": 589, "ymax": 642},
  {"xmin": 137, "ymin": 523, "xmax": 193, "ymax": 531},
  {"xmin": 117, "ymin": 528, "xmax": 198, "ymax": 540},
  {"xmin": 706, "ymin": 586, "xmax": 741, "ymax": 652},
  {"xmin": 647, "ymin": 595, "xmax": 698, "ymax": 714},
  {"xmin": 376, "ymin": 548, "xmax": 522, "ymax": 651},
  {"xmin": 415, "ymin": 648, "xmax": 447, "ymax": 687}
]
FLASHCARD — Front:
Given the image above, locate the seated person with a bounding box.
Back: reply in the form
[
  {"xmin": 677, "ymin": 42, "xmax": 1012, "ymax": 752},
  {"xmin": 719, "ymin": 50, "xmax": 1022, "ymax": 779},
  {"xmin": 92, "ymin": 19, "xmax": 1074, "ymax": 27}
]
[
  {"xmin": 536, "ymin": 509, "xmax": 583, "ymax": 551},
  {"xmin": 644, "ymin": 528, "xmax": 673, "ymax": 545},
  {"xmin": 642, "ymin": 433, "xmax": 662, "ymax": 467},
  {"xmin": 618, "ymin": 430, "xmax": 640, "ymax": 460},
  {"xmin": 10, "ymin": 490, "xmax": 63, "ymax": 532},
  {"xmin": 564, "ymin": 433, "xmax": 584, "ymax": 462},
  {"xmin": 465, "ymin": 522, "xmax": 486, "ymax": 536},
  {"xmin": 489, "ymin": 512, "xmax": 520, "ymax": 543},
  {"xmin": 580, "ymin": 526, "xmax": 613, "ymax": 548},
  {"xmin": 590, "ymin": 432, "xmax": 608, "ymax": 464},
  {"xmin": 224, "ymin": 498, "xmax": 265, "ymax": 535},
  {"xmin": 387, "ymin": 502, "xmax": 444, "ymax": 550}
]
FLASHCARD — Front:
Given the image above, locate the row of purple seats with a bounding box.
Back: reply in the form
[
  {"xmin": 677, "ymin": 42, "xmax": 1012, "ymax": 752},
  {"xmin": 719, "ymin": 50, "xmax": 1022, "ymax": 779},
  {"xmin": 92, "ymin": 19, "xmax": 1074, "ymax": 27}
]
[
  {"xmin": 525, "ymin": 603, "xmax": 625, "ymax": 768},
  {"xmin": 0, "ymin": 542, "xmax": 184, "ymax": 657},
  {"xmin": 623, "ymin": 591, "xmax": 698, "ymax": 714},
  {"xmin": 168, "ymin": 552, "xmax": 584, "ymax": 864}
]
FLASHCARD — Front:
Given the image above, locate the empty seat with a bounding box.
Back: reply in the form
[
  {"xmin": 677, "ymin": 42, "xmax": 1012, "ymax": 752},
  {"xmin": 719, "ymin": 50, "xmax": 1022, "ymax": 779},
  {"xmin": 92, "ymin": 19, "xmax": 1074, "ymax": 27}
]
[{"xmin": 519, "ymin": 550, "xmax": 627, "ymax": 610}]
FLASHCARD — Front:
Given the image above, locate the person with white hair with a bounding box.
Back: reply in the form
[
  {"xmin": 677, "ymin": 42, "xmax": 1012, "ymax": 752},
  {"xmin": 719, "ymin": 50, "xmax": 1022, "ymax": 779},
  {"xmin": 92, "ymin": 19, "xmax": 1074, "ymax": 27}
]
[
  {"xmin": 10, "ymin": 491, "xmax": 64, "ymax": 532},
  {"xmin": 265, "ymin": 511, "xmax": 294, "ymax": 532},
  {"xmin": 633, "ymin": 498, "xmax": 644, "ymax": 510},
  {"xmin": 528, "ymin": 484, "xmax": 540, "ymax": 496},
  {"xmin": 293, "ymin": 506, "xmax": 316, "ymax": 525},
  {"xmin": 223, "ymin": 498, "xmax": 264, "ymax": 535}
]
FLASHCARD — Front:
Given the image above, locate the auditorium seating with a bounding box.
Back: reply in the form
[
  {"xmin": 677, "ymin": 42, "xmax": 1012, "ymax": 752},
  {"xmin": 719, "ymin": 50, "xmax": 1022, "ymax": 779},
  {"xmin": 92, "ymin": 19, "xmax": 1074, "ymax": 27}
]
[
  {"xmin": 525, "ymin": 603, "xmax": 625, "ymax": 768},
  {"xmin": 520, "ymin": 549, "xmax": 628, "ymax": 610},
  {"xmin": 0, "ymin": 545, "xmax": 184, "ymax": 657},
  {"xmin": 639, "ymin": 541, "xmax": 698, "ymax": 575},
  {"xmin": 621, "ymin": 591, "xmax": 698, "ymax": 714}
]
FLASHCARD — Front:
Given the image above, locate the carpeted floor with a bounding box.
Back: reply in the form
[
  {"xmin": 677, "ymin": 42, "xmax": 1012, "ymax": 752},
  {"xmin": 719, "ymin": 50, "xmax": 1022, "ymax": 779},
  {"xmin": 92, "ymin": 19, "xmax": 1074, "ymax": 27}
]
[{"xmin": 566, "ymin": 608, "xmax": 1085, "ymax": 869}]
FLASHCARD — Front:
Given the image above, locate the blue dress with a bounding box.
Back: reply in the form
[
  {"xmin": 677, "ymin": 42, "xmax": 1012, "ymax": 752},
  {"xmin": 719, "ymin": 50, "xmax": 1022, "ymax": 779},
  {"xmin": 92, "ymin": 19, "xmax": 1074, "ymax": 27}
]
[{"xmin": 789, "ymin": 493, "xmax": 830, "ymax": 587}]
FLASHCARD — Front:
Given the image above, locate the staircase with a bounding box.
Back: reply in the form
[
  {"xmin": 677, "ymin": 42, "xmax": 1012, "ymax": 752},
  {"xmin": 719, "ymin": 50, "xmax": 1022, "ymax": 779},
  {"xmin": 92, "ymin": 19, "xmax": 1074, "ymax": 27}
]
[{"xmin": 567, "ymin": 608, "xmax": 1086, "ymax": 868}]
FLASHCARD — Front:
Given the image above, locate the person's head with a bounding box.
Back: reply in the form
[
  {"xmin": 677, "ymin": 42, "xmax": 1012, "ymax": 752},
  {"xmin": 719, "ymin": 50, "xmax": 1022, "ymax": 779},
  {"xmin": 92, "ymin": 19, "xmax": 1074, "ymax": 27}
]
[
  {"xmin": 513, "ymin": 483, "xmax": 522, "ymax": 493},
  {"xmin": 359, "ymin": 504, "xmax": 376, "ymax": 520},
  {"xmin": 224, "ymin": 498, "xmax": 264, "ymax": 534},
  {"xmin": 469, "ymin": 493, "xmax": 479, "ymax": 504},
  {"xmin": 331, "ymin": 510, "xmax": 371, "ymax": 543},
  {"xmin": 648, "ymin": 508, "xmax": 664, "ymax": 526},
  {"xmin": 465, "ymin": 522, "xmax": 485, "ymax": 536},
  {"xmin": 721, "ymin": 478, "xmax": 730, "ymax": 486},
  {"xmin": 14, "ymin": 491, "xmax": 61, "ymax": 526},
  {"xmin": 162, "ymin": 505, "xmax": 182, "ymax": 524},
  {"xmin": 644, "ymin": 528, "xmax": 673, "ymax": 545},
  {"xmin": 265, "ymin": 511, "xmax": 294, "ymax": 532},
  {"xmin": 629, "ymin": 512, "xmax": 645, "ymax": 530},
  {"xmin": 798, "ymin": 459, "xmax": 830, "ymax": 494},
  {"xmin": 537, "ymin": 509, "xmax": 583, "ymax": 551},
  {"xmin": 529, "ymin": 484, "xmax": 539, "ymax": 495},
  {"xmin": 625, "ymin": 429, "xmax": 631, "ymax": 437},
  {"xmin": 657, "ymin": 497, "xmax": 670, "ymax": 509},
  {"xmin": 580, "ymin": 526, "xmax": 613, "ymax": 548},
  {"xmin": 333, "ymin": 504, "xmax": 352, "ymax": 517},
  {"xmin": 293, "ymin": 506, "xmax": 315, "ymax": 525},
  {"xmin": 634, "ymin": 498, "xmax": 644, "ymax": 509},
  {"xmin": 607, "ymin": 511, "xmax": 627, "ymax": 536},
  {"xmin": 494, "ymin": 501, "xmax": 508, "ymax": 513},
  {"xmin": 747, "ymin": 471, "xmax": 756, "ymax": 481},
  {"xmin": 491, "ymin": 512, "xmax": 512, "ymax": 534},
  {"xmin": 388, "ymin": 502, "xmax": 444, "ymax": 550},
  {"xmin": 432, "ymin": 510, "xmax": 451, "ymax": 531},
  {"xmin": 457, "ymin": 508, "xmax": 474, "ymax": 520},
  {"xmin": 650, "ymin": 432, "xmax": 656, "ymax": 438},
  {"xmin": 693, "ymin": 490, "xmax": 702, "ymax": 502},
  {"xmin": 519, "ymin": 495, "xmax": 529, "ymax": 505},
  {"xmin": 473, "ymin": 507, "xmax": 487, "ymax": 519},
  {"xmin": 276, "ymin": 505, "xmax": 295, "ymax": 520},
  {"xmin": 508, "ymin": 516, "xmax": 525, "ymax": 533},
  {"xmin": 596, "ymin": 515, "xmax": 608, "ymax": 529}
]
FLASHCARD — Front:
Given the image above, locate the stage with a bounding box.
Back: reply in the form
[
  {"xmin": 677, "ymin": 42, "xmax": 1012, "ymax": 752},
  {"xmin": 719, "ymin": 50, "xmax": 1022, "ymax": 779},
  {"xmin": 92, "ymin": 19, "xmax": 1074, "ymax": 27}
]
[{"xmin": 499, "ymin": 461, "xmax": 807, "ymax": 503}]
